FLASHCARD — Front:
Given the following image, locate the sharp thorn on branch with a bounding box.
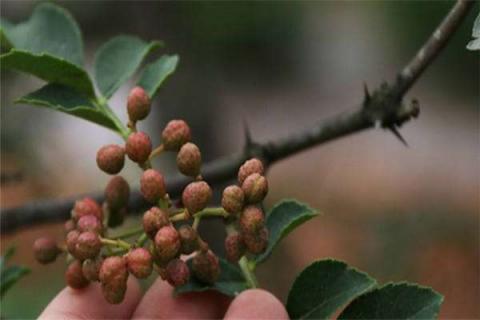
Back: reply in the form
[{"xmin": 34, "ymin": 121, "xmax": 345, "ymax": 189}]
[
  {"xmin": 242, "ymin": 118, "xmax": 254, "ymax": 150},
  {"xmin": 363, "ymin": 82, "xmax": 371, "ymax": 105},
  {"xmin": 389, "ymin": 126, "xmax": 409, "ymax": 147}
]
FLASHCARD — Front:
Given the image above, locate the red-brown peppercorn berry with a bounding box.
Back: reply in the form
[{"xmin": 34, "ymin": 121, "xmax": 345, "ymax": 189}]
[
  {"xmin": 154, "ymin": 225, "xmax": 180, "ymax": 263},
  {"xmin": 182, "ymin": 181, "xmax": 212, "ymax": 214},
  {"xmin": 166, "ymin": 258, "xmax": 190, "ymax": 287},
  {"xmin": 126, "ymin": 248, "xmax": 153, "ymax": 279},
  {"xmin": 99, "ymin": 256, "xmax": 128, "ymax": 304},
  {"xmin": 238, "ymin": 158, "xmax": 264, "ymax": 185},
  {"xmin": 126, "ymin": 131, "xmax": 152, "ymax": 164},
  {"xmin": 82, "ymin": 258, "xmax": 102, "ymax": 282},
  {"xmin": 176, "ymin": 142, "xmax": 201, "ymax": 177},
  {"xmin": 127, "ymin": 86, "xmax": 151, "ymax": 122},
  {"xmin": 142, "ymin": 207, "xmax": 170, "ymax": 238},
  {"xmin": 77, "ymin": 215, "xmax": 103, "ymax": 235},
  {"xmin": 243, "ymin": 226, "xmax": 269, "ymax": 255},
  {"xmin": 73, "ymin": 197, "xmax": 103, "ymax": 222},
  {"xmin": 96, "ymin": 144, "xmax": 125, "ymax": 175},
  {"xmin": 241, "ymin": 173, "xmax": 268, "ymax": 204},
  {"xmin": 105, "ymin": 176, "xmax": 130, "ymax": 211},
  {"xmin": 64, "ymin": 219, "xmax": 76, "ymax": 234},
  {"xmin": 222, "ymin": 185, "xmax": 245, "ymax": 214},
  {"xmin": 140, "ymin": 169, "xmax": 166, "ymax": 203},
  {"xmin": 66, "ymin": 230, "xmax": 80, "ymax": 256},
  {"xmin": 66, "ymin": 260, "xmax": 89, "ymax": 289},
  {"xmin": 75, "ymin": 231, "xmax": 101, "ymax": 260},
  {"xmin": 33, "ymin": 236, "xmax": 60, "ymax": 264},
  {"xmin": 225, "ymin": 233, "xmax": 246, "ymax": 263},
  {"xmin": 239, "ymin": 206, "xmax": 265, "ymax": 235},
  {"xmin": 162, "ymin": 119, "xmax": 191, "ymax": 151},
  {"xmin": 192, "ymin": 250, "xmax": 220, "ymax": 285},
  {"xmin": 178, "ymin": 225, "xmax": 199, "ymax": 255}
]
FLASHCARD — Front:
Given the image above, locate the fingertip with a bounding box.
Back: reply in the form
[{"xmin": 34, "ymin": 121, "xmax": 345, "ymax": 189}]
[{"xmin": 225, "ymin": 289, "xmax": 289, "ymax": 319}]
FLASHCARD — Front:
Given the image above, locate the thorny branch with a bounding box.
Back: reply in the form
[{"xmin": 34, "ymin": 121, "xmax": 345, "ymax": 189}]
[{"xmin": 0, "ymin": 0, "xmax": 474, "ymax": 234}]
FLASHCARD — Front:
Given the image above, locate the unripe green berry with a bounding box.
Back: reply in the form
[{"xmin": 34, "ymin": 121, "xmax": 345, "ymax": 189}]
[
  {"xmin": 241, "ymin": 173, "xmax": 268, "ymax": 204},
  {"xmin": 33, "ymin": 236, "xmax": 60, "ymax": 264},
  {"xmin": 166, "ymin": 258, "xmax": 190, "ymax": 287},
  {"xmin": 105, "ymin": 176, "xmax": 130, "ymax": 211},
  {"xmin": 154, "ymin": 225, "xmax": 180, "ymax": 263},
  {"xmin": 77, "ymin": 215, "xmax": 103, "ymax": 235},
  {"xmin": 82, "ymin": 258, "xmax": 102, "ymax": 282},
  {"xmin": 140, "ymin": 169, "xmax": 166, "ymax": 203},
  {"xmin": 238, "ymin": 158, "xmax": 264, "ymax": 185},
  {"xmin": 178, "ymin": 225, "xmax": 199, "ymax": 255},
  {"xmin": 73, "ymin": 197, "xmax": 103, "ymax": 222},
  {"xmin": 239, "ymin": 206, "xmax": 265, "ymax": 234},
  {"xmin": 176, "ymin": 142, "xmax": 201, "ymax": 177},
  {"xmin": 182, "ymin": 181, "xmax": 212, "ymax": 214},
  {"xmin": 162, "ymin": 119, "xmax": 191, "ymax": 151},
  {"xmin": 66, "ymin": 230, "xmax": 80, "ymax": 256},
  {"xmin": 96, "ymin": 144, "xmax": 125, "ymax": 175},
  {"xmin": 222, "ymin": 185, "xmax": 245, "ymax": 214},
  {"xmin": 243, "ymin": 226, "xmax": 269, "ymax": 255},
  {"xmin": 192, "ymin": 250, "xmax": 219, "ymax": 285},
  {"xmin": 224, "ymin": 233, "xmax": 246, "ymax": 263},
  {"xmin": 99, "ymin": 256, "xmax": 128, "ymax": 304},
  {"xmin": 127, "ymin": 86, "xmax": 150, "ymax": 122},
  {"xmin": 75, "ymin": 231, "xmax": 101, "ymax": 260},
  {"xmin": 125, "ymin": 131, "xmax": 152, "ymax": 164},
  {"xmin": 66, "ymin": 260, "xmax": 89, "ymax": 289},
  {"xmin": 126, "ymin": 247, "xmax": 153, "ymax": 279},
  {"xmin": 142, "ymin": 207, "xmax": 170, "ymax": 238},
  {"xmin": 64, "ymin": 219, "xmax": 76, "ymax": 234}
]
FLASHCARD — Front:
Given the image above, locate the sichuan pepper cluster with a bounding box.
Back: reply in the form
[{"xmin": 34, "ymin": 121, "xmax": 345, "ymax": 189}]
[{"xmin": 33, "ymin": 86, "xmax": 269, "ymax": 304}]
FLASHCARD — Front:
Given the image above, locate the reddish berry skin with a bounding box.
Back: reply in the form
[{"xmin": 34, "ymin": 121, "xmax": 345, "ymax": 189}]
[
  {"xmin": 66, "ymin": 230, "xmax": 80, "ymax": 256},
  {"xmin": 182, "ymin": 181, "xmax": 212, "ymax": 214},
  {"xmin": 222, "ymin": 185, "xmax": 245, "ymax": 214},
  {"xmin": 243, "ymin": 226, "xmax": 269, "ymax": 255},
  {"xmin": 96, "ymin": 144, "xmax": 125, "ymax": 175},
  {"xmin": 75, "ymin": 231, "xmax": 101, "ymax": 260},
  {"xmin": 140, "ymin": 169, "xmax": 166, "ymax": 203},
  {"xmin": 142, "ymin": 207, "xmax": 170, "ymax": 238},
  {"xmin": 126, "ymin": 248, "xmax": 153, "ymax": 279},
  {"xmin": 162, "ymin": 119, "xmax": 191, "ymax": 151},
  {"xmin": 126, "ymin": 131, "xmax": 152, "ymax": 164},
  {"xmin": 239, "ymin": 206, "xmax": 265, "ymax": 234},
  {"xmin": 178, "ymin": 225, "xmax": 199, "ymax": 255},
  {"xmin": 64, "ymin": 219, "xmax": 76, "ymax": 234},
  {"xmin": 73, "ymin": 197, "xmax": 103, "ymax": 222},
  {"xmin": 33, "ymin": 236, "xmax": 60, "ymax": 264},
  {"xmin": 105, "ymin": 176, "xmax": 130, "ymax": 211},
  {"xmin": 82, "ymin": 258, "xmax": 102, "ymax": 282},
  {"xmin": 225, "ymin": 233, "xmax": 246, "ymax": 263},
  {"xmin": 77, "ymin": 215, "xmax": 103, "ymax": 235},
  {"xmin": 166, "ymin": 258, "xmax": 190, "ymax": 287},
  {"xmin": 192, "ymin": 250, "xmax": 220, "ymax": 285},
  {"xmin": 66, "ymin": 260, "xmax": 89, "ymax": 289},
  {"xmin": 99, "ymin": 256, "xmax": 128, "ymax": 304},
  {"xmin": 154, "ymin": 226, "xmax": 180, "ymax": 263},
  {"xmin": 127, "ymin": 86, "xmax": 150, "ymax": 122},
  {"xmin": 238, "ymin": 158, "xmax": 264, "ymax": 185},
  {"xmin": 241, "ymin": 173, "xmax": 268, "ymax": 204},
  {"xmin": 176, "ymin": 142, "xmax": 201, "ymax": 177}
]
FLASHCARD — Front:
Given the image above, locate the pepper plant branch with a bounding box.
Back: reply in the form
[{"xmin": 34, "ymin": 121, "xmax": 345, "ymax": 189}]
[{"xmin": 0, "ymin": 0, "xmax": 473, "ymax": 234}]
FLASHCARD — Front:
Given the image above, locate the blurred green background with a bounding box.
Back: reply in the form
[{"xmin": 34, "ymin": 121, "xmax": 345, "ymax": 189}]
[{"xmin": 1, "ymin": 1, "xmax": 478, "ymax": 318}]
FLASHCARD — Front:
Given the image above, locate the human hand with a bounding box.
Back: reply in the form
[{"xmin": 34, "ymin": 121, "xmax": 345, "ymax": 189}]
[{"xmin": 39, "ymin": 276, "xmax": 289, "ymax": 319}]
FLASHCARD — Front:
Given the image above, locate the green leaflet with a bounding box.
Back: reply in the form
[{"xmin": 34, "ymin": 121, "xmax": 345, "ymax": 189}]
[{"xmin": 138, "ymin": 54, "xmax": 179, "ymax": 98}]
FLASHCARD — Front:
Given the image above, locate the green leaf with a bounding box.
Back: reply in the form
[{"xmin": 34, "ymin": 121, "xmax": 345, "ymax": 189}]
[
  {"xmin": 1, "ymin": 49, "xmax": 96, "ymax": 98},
  {"xmin": 1, "ymin": 2, "xmax": 84, "ymax": 65},
  {"xmin": 286, "ymin": 259, "xmax": 376, "ymax": 319},
  {"xmin": 94, "ymin": 35, "xmax": 162, "ymax": 98},
  {"xmin": 255, "ymin": 199, "xmax": 319, "ymax": 264},
  {"xmin": 137, "ymin": 54, "xmax": 179, "ymax": 98},
  {"xmin": 0, "ymin": 19, "xmax": 13, "ymax": 51},
  {"xmin": 16, "ymin": 83, "xmax": 117, "ymax": 130},
  {"xmin": 467, "ymin": 13, "xmax": 480, "ymax": 51},
  {"xmin": 338, "ymin": 282, "xmax": 444, "ymax": 319},
  {"xmin": 0, "ymin": 266, "xmax": 30, "ymax": 297},
  {"xmin": 0, "ymin": 247, "xmax": 16, "ymax": 273},
  {"xmin": 175, "ymin": 258, "xmax": 248, "ymax": 297}
]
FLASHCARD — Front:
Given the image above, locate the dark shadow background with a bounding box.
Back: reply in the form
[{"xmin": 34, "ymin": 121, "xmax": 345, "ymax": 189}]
[{"xmin": 0, "ymin": 1, "xmax": 478, "ymax": 318}]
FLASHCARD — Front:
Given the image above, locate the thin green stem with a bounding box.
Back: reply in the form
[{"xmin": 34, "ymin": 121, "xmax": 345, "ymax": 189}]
[
  {"xmin": 136, "ymin": 233, "xmax": 149, "ymax": 247},
  {"xmin": 194, "ymin": 207, "xmax": 229, "ymax": 219},
  {"xmin": 192, "ymin": 215, "xmax": 201, "ymax": 230},
  {"xmin": 100, "ymin": 237, "xmax": 131, "ymax": 250},
  {"xmin": 96, "ymin": 97, "xmax": 131, "ymax": 140},
  {"xmin": 111, "ymin": 226, "xmax": 144, "ymax": 239},
  {"xmin": 239, "ymin": 256, "xmax": 258, "ymax": 288}
]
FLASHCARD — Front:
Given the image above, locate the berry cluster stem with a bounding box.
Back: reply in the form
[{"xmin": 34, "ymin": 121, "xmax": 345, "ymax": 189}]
[
  {"xmin": 100, "ymin": 237, "xmax": 131, "ymax": 250},
  {"xmin": 239, "ymin": 256, "xmax": 258, "ymax": 288},
  {"xmin": 149, "ymin": 144, "xmax": 165, "ymax": 160},
  {"xmin": 112, "ymin": 226, "xmax": 145, "ymax": 239},
  {"xmin": 96, "ymin": 97, "xmax": 131, "ymax": 140}
]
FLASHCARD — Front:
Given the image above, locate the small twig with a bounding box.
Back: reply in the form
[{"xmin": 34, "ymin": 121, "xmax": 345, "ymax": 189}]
[{"xmin": 239, "ymin": 256, "xmax": 258, "ymax": 288}]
